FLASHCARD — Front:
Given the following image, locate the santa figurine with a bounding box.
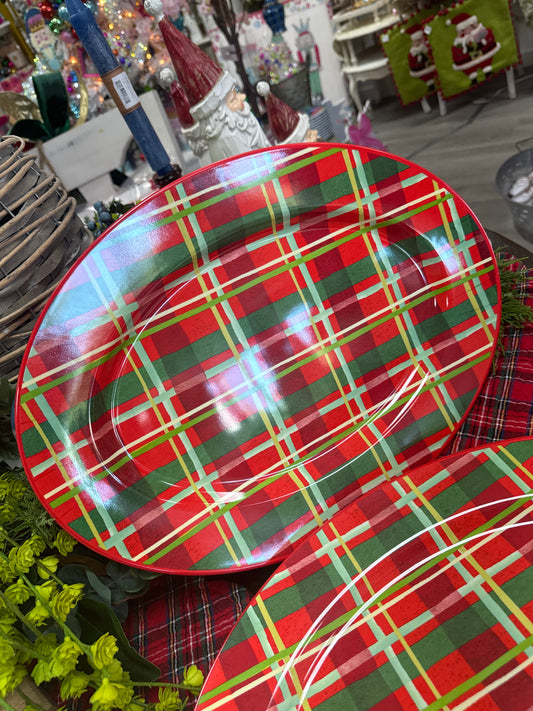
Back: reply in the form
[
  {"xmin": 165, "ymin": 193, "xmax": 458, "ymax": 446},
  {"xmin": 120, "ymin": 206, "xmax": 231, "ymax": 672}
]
[
  {"xmin": 256, "ymin": 82, "xmax": 318, "ymax": 144},
  {"xmin": 405, "ymin": 24, "xmax": 436, "ymax": 90},
  {"xmin": 145, "ymin": 0, "xmax": 271, "ymax": 163},
  {"xmin": 25, "ymin": 7, "xmax": 63, "ymax": 71},
  {"xmin": 449, "ymin": 12, "xmax": 501, "ymax": 84},
  {"xmin": 159, "ymin": 66, "xmax": 210, "ymax": 166}
]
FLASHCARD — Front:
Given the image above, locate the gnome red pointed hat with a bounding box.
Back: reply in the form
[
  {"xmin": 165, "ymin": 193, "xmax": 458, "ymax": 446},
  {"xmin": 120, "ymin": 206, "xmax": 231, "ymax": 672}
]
[
  {"xmin": 160, "ymin": 66, "xmax": 195, "ymax": 127},
  {"xmin": 159, "ymin": 16, "xmax": 223, "ymax": 107},
  {"xmin": 170, "ymin": 81, "xmax": 195, "ymax": 128},
  {"xmin": 257, "ymin": 81, "xmax": 302, "ymax": 142}
]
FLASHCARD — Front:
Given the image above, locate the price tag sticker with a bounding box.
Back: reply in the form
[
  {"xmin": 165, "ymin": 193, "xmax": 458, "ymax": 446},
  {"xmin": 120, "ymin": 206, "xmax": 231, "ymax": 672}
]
[
  {"xmin": 381, "ymin": 33, "xmax": 389, "ymax": 43},
  {"xmin": 102, "ymin": 67, "xmax": 141, "ymax": 115},
  {"xmin": 111, "ymin": 72, "xmax": 139, "ymax": 111}
]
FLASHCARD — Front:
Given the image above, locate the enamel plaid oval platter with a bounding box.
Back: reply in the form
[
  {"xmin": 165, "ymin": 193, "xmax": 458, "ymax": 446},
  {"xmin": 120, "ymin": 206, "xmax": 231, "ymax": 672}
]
[
  {"xmin": 196, "ymin": 437, "xmax": 533, "ymax": 711},
  {"xmin": 15, "ymin": 143, "xmax": 500, "ymax": 574}
]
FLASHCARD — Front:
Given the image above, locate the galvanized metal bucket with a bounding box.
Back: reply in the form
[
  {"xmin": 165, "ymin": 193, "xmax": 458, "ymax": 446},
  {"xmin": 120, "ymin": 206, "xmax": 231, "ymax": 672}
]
[{"xmin": 495, "ymin": 140, "xmax": 533, "ymax": 241}]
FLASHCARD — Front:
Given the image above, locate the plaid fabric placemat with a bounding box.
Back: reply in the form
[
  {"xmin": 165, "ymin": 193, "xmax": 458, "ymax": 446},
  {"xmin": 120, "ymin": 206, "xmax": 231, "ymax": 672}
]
[
  {"xmin": 448, "ymin": 254, "xmax": 533, "ymax": 451},
  {"xmin": 121, "ymin": 575, "xmax": 250, "ymax": 706}
]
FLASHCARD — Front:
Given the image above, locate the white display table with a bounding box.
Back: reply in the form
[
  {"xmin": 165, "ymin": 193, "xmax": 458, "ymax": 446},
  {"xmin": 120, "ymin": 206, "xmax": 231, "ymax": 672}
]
[{"xmin": 31, "ymin": 90, "xmax": 188, "ymax": 205}]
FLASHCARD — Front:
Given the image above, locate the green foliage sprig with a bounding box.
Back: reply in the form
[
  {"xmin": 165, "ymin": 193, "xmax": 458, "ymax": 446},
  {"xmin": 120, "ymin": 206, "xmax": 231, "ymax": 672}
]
[
  {"xmin": 0, "ymin": 466, "xmax": 204, "ymax": 710},
  {"xmin": 0, "ymin": 379, "xmax": 17, "ymax": 465},
  {"xmin": 496, "ymin": 251, "xmax": 533, "ymax": 359}
]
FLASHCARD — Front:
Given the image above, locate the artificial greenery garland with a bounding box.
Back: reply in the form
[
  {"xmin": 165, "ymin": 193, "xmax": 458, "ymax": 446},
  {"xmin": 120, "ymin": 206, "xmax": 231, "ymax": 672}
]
[
  {"xmin": 495, "ymin": 250, "xmax": 533, "ymax": 358},
  {"xmin": 0, "ymin": 463, "xmax": 204, "ymax": 711}
]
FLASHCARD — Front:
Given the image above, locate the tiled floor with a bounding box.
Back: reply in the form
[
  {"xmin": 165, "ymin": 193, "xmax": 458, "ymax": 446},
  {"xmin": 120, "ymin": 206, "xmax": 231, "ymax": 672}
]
[{"xmin": 366, "ymin": 67, "xmax": 533, "ymax": 256}]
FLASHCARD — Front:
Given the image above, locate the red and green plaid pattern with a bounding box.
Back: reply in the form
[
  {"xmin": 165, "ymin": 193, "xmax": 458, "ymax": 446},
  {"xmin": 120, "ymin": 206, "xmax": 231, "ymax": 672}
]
[
  {"xmin": 196, "ymin": 438, "xmax": 533, "ymax": 711},
  {"xmin": 448, "ymin": 255, "xmax": 533, "ymax": 453},
  {"xmin": 15, "ymin": 144, "xmax": 499, "ymax": 573}
]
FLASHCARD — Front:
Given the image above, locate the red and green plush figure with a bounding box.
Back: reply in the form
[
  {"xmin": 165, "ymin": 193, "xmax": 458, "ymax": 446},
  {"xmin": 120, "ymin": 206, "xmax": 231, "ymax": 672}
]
[
  {"xmin": 427, "ymin": 0, "xmax": 519, "ymax": 99},
  {"xmin": 379, "ymin": 7, "xmax": 440, "ymax": 107},
  {"xmin": 449, "ymin": 12, "xmax": 500, "ymax": 83},
  {"xmin": 406, "ymin": 23, "xmax": 437, "ymax": 91}
]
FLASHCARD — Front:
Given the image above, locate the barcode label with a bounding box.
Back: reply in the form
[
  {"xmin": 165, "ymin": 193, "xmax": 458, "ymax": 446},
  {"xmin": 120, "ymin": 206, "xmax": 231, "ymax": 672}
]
[{"xmin": 111, "ymin": 72, "xmax": 138, "ymax": 110}]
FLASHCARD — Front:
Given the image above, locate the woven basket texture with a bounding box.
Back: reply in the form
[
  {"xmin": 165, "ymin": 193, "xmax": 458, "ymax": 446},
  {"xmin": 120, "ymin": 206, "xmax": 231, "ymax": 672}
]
[{"xmin": 0, "ymin": 135, "xmax": 92, "ymax": 381}]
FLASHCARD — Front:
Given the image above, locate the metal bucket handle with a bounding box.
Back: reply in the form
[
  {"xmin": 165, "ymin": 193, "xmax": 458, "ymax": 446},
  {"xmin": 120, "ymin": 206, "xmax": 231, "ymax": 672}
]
[{"xmin": 515, "ymin": 137, "xmax": 533, "ymax": 152}]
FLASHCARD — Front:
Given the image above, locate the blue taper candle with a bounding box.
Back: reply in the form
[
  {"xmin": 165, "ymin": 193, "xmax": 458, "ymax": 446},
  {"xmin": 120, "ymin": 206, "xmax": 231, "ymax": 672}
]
[{"xmin": 66, "ymin": 0, "xmax": 174, "ymax": 178}]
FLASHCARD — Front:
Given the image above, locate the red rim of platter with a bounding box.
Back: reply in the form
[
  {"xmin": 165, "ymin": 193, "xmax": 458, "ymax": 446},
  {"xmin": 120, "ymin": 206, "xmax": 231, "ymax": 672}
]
[{"xmin": 15, "ymin": 143, "xmax": 501, "ymax": 574}]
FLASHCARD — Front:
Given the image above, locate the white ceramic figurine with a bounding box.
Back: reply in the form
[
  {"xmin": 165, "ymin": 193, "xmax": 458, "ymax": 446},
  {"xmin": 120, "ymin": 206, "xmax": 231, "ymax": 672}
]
[
  {"xmin": 146, "ymin": 0, "xmax": 271, "ymax": 163},
  {"xmin": 256, "ymin": 81, "xmax": 318, "ymax": 144},
  {"xmin": 159, "ymin": 66, "xmax": 210, "ymax": 166}
]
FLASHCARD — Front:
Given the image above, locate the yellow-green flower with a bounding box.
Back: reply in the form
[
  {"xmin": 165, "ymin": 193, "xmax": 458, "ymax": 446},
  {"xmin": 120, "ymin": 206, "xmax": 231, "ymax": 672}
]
[
  {"xmin": 155, "ymin": 686, "xmax": 183, "ymax": 711},
  {"xmin": 0, "ymin": 503, "xmax": 15, "ymax": 525},
  {"xmin": 183, "ymin": 664, "xmax": 204, "ymax": 688},
  {"xmin": 0, "ymin": 611, "xmax": 17, "ymax": 634},
  {"xmin": 0, "ymin": 557, "xmax": 15, "ymax": 584},
  {"xmin": 5, "ymin": 629, "xmax": 32, "ymax": 665},
  {"xmin": 60, "ymin": 671, "xmax": 90, "ymax": 700},
  {"xmin": 0, "ymin": 474, "xmax": 10, "ymax": 500},
  {"xmin": 4, "ymin": 578, "xmax": 30, "ymax": 604},
  {"xmin": 89, "ymin": 677, "xmax": 122, "ymax": 710},
  {"xmin": 124, "ymin": 697, "xmax": 146, "ymax": 711},
  {"xmin": 106, "ymin": 658, "xmax": 127, "ymax": 683},
  {"xmin": 50, "ymin": 583, "xmax": 84, "ymax": 621},
  {"xmin": 33, "ymin": 633, "xmax": 58, "ymax": 658},
  {"xmin": 25, "ymin": 605, "xmax": 49, "ymax": 627},
  {"xmin": 8, "ymin": 542, "xmax": 34, "ymax": 575},
  {"xmin": 26, "ymin": 581, "xmax": 57, "ymax": 626},
  {"xmin": 28, "ymin": 534, "xmax": 47, "ymax": 555},
  {"xmin": 53, "ymin": 530, "xmax": 76, "ymax": 557},
  {"xmin": 7, "ymin": 480, "xmax": 26, "ymax": 500},
  {"xmin": 31, "ymin": 659, "xmax": 54, "ymax": 685},
  {"xmin": 49, "ymin": 637, "xmax": 83, "ymax": 678},
  {"xmin": 0, "ymin": 660, "xmax": 26, "ymax": 696},
  {"xmin": 37, "ymin": 555, "xmax": 59, "ymax": 580},
  {"xmin": 90, "ymin": 633, "xmax": 119, "ymax": 670},
  {"xmin": 0, "ymin": 638, "xmax": 14, "ymax": 661}
]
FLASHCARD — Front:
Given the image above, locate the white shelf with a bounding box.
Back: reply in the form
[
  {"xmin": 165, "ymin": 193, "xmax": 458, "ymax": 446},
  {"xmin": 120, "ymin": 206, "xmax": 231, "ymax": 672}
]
[
  {"xmin": 332, "ymin": 0, "xmax": 391, "ymax": 28},
  {"xmin": 334, "ymin": 13, "xmax": 398, "ymax": 41},
  {"xmin": 331, "ymin": 2, "xmax": 396, "ymax": 111}
]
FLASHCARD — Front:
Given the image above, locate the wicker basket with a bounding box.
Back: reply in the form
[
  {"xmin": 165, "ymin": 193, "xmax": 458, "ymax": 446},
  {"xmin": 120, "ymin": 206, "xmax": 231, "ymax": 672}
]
[{"xmin": 0, "ymin": 135, "xmax": 92, "ymax": 382}]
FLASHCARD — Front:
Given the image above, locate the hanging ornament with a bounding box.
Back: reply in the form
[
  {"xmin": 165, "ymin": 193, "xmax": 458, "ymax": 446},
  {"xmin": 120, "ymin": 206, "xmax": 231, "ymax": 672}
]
[
  {"xmin": 262, "ymin": 0, "xmax": 286, "ymax": 37},
  {"xmin": 61, "ymin": 29, "xmax": 74, "ymax": 45},
  {"xmin": 48, "ymin": 17, "xmax": 64, "ymax": 34},
  {"xmin": 57, "ymin": 4, "xmax": 70, "ymax": 21},
  {"xmin": 39, "ymin": 2, "xmax": 56, "ymax": 20}
]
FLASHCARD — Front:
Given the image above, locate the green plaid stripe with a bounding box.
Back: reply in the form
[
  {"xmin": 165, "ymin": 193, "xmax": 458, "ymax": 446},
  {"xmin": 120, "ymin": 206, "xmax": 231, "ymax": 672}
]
[{"xmin": 16, "ymin": 144, "xmax": 499, "ymax": 572}]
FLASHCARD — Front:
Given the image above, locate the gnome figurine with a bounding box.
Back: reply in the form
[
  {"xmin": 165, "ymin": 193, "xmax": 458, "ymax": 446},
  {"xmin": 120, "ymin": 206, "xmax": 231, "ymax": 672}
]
[
  {"xmin": 159, "ymin": 67, "xmax": 210, "ymax": 166},
  {"xmin": 146, "ymin": 0, "xmax": 271, "ymax": 163},
  {"xmin": 256, "ymin": 82, "xmax": 318, "ymax": 144}
]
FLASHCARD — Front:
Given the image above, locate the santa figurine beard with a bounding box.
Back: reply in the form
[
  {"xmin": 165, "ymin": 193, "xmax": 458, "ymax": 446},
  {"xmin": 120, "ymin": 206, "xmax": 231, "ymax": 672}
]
[{"xmin": 193, "ymin": 75, "xmax": 271, "ymax": 162}]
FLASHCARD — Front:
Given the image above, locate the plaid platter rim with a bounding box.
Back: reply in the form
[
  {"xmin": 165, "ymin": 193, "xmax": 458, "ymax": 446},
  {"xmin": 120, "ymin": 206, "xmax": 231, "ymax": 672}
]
[
  {"xmin": 14, "ymin": 143, "xmax": 501, "ymax": 574},
  {"xmin": 196, "ymin": 436, "xmax": 533, "ymax": 711}
]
